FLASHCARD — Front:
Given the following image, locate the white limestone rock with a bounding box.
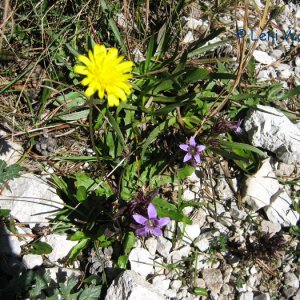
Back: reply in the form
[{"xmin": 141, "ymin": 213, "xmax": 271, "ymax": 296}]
[
  {"xmin": 167, "ymin": 246, "xmax": 191, "ymax": 264},
  {"xmin": 183, "ymin": 31, "xmax": 194, "ymax": 44},
  {"xmin": 238, "ymin": 292, "xmax": 254, "ymax": 300},
  {"xmin": 0, "ymin": 134, "xmax": 23, "ymax": 166},
  {"xmin": 284, "ymin": 273, "xmax": 299, "ymax": 289},
  {"xmin": 152, "ymin": 275, "xmax": 170, "ymax": 293},
  {"xmin": 105, "ymin": 270, "xmax": 165, "ymax": 300},
  {"xmin": 254, "ymin": 293, "xmax": 271, "ymax": 300},
  {"xmin": 179, "ymin": 223, "xmax": 201, "ymax": 244},
  {"xmin": 201, "ymin": 269, "xmax": 223, "ymax": 294},
  {"xmin": 242, "ymin": 159, "xmax": 279, "ymax": 211},
  {"xmin": 253, "ymin": 50, "xmax": 276, "ymax": 65},
  {"xmin": 157, "ymin": 236, "xmax": 172, "ymax": 258},
  {"xmin": 145, "ymin": 237, "xmax": 157, "ymax": 256},
  {"xmin": 242, "ymin": 159, "xmax": 299, "ymax": 225},
  {"xmin": 22, "ymin": 254, "xmax": 43, "ymax": 269},
  {"xmin": 260, "ymin": 220, "xmax": 281, "ymax": 234},
  {"xmin": 194, "ymin": 233, "xmax": 210, "ymax": 252},
  {"xmin": 129, "ymin": 248, "xmax": 154, "ymax": 278},
  {"xmin": 244, "ymin": 105, "xmax": 300, "ymax": 164},
  {"xmin": 0, "ymin": 173, "xmax": 64, "ymax": 225},
  {"xmin": 0, "ymin": 224, "xmax": 21, "ymax": 256},
  {"xmin": 264, "ymin": 191, "xmax": 299, "ymax": 226},
  {"xmin": 42, "ymin": 234, "xmax": 77, "ymax": 263}
]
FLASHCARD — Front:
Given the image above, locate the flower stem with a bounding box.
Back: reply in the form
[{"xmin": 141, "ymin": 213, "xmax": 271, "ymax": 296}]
[{"xmin": 88, "ymin": 97, "xmax": 101, "ymax": 164}]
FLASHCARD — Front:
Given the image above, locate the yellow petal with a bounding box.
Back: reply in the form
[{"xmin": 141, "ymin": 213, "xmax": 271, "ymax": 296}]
[
  {"xmin": 94, "ymin": 44, "xmax": 106, "ymax": 56},
  {"xmin": 98, "ymin": 87, "xmax": 104, "ymax": 99},
  {"xmin": 85, "ymin": 86, "xmax": 96, "ymax": 97},
  {"xmin": 115, "ymin": 61, "xmax": 134, "ymax": 73},
  {"xmin": 107, "ymin": 95, "xmax": 120, "ymax": 106},
  {"xmin": 78, "ymin": 55, "xmax": 91, "ymax": 66},
  {"xmin": 81, "ymin": 77, "xmax": 91, "ymax": 86},
  {"xmin": 74, "ymin": 65, "xmax": 89, "ymax": 75},
  {"xmin": 107, "ymin": 48, "xmax": 118, "ymax": 59},
  {"xmin": 111, "ymin": 86, "xmax": 127, "ymax": 101}
]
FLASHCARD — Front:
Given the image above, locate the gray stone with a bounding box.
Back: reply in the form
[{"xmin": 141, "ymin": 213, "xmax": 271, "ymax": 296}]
[
  {"xmin": 293, "ymin": 289, "xmax": 300, "ymax": 300},
  {"xmin": 145, "ymin": 237, "xmax": 157, "ymax": 256},
  {"xmin": 0, "ymin": 224, "xmax": 21, "ymax": 256},
  {"xmin": 238, "ymin": 292, "xmax": 254, "ymax": 300},
  {"xmin": 152, "ymin": 275, "xmax": 170, "ymax": 293},
  {"xmin": 42, "ymin": 234, "xmax": 77, "ymax": 263},
  {"xmin": 201, "ymin": 269, "xmax": 223, "ymax": 294},
  {"xmin": 285, "ymin": 273, "xmax": 299, "ymax": 288},
  {"xmin": 242, "ymin": 159, "xmax": 299, "ymax": 225},
  {"xmin": 105, "ymin": 270, "xmax": 165, "ymax": 300},
  {"xmin": 0, "ymin": 174, "xmax": 64, "ymax": 225},
  {"xmin": 254, "ymin": 293, "xmax": 271, "ymax": 300},
  {"xmin": 22, "ymin": 254, "xmax": 43, "ymax": 269},
  {"xmin": 194, "ymin": 235, "xmax": 209, "ymax": 252},
  {"xmin": 244, "ymin": 105, "xmax": 300, "ymax": 164},
  {"xmin": 157, "ymin": 236, "xmax": 172, "ymax": 258},
  {"xmin": 253, "ymin": 50, "xmax": 276, "ymax": 65},
  {"xmin": 129, "ymin": 248, "xmax": 154, "ymax": 278},
  {"xmin": 0, "ymin": 133, "xmax": 23, "ymax": 166},
  {"xmin": 168, "ymin": 246, "xmax": 191, "ymax": 264},
  {"xmin": 283, "ymin": 287, "xmax": 298, "ymax": 298},
  {"xmin": 260, "ymin": 220, "xmax": 281, "ymax": 234},
  {"xmin": 275, "ymin": 162, "xmax": 295, "ymax": 177},
  {"xmin": 179, "ymin": 223, "xmax": 201, "ymax": 244}
]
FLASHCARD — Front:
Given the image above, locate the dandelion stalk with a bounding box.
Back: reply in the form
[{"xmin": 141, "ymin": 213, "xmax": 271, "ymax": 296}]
[{"xmin": 88, "ymin": 96, "xmax": 101, "ymax": 163}]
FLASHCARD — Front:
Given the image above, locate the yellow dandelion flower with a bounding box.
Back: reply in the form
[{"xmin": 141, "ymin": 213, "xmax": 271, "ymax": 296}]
[{"xmin": 74, "ymin": 44, "xmax": 134, "ymax": 107}]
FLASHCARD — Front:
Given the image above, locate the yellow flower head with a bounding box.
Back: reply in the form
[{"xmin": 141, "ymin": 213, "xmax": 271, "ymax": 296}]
[{"xmin": 74, "ymin": 44, "xmax": 134, "ymax": 107}]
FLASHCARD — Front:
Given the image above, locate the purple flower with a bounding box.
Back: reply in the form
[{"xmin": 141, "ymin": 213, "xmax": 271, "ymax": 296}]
[
  {"xmin": 133, "ymin": 203, "xmax": 170, "ymax": 237},
  {"xmin": 179, "ymin": 137, "xmax": 206, "ymax": 163},
  {"xmin": 233, "ymin": 119, "xmax": 243, "ymax": 134}
]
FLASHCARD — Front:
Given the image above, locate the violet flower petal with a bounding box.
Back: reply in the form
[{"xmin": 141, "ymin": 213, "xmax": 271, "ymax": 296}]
[
  {"xmin": 136, "ymin": 227, "xmax": 147, "ymax": 236},
  {"xmin": 196, "ymin": 145, "xmax": 206, "ymax": 152},
  {"xmin": 179, "ymin": 144, "xmax": 189, "ymax": 151},
  {"xmin": 189, "ymin": 136, "xmax": 196, "ymax": 147},
  {"xmin": 183, "ymin": 153, "xmax": 192, "ymax": 162},
  {"xmin": 157, "ymin": 217, "xmax": 170, "ymax": 227},
  {"xmin": 194, "ymin": 153, "xmax": 201, "ymax": 163},
  {"xmin": 147, "ymin": 203, "xmax": 157, "ymax": 219},
  {"xmin": 152, "ymin": 227, "xmax": 162, "ymax": 237},
  {"xmin": 133, "ymin": 214, "xmax": 148, "ymax": 225}
]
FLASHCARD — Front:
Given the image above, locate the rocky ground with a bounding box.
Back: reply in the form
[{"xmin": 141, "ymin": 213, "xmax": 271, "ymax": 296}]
[{"xmin": 0, "ymin": 0, "xmax": 300, "ymax": 299}]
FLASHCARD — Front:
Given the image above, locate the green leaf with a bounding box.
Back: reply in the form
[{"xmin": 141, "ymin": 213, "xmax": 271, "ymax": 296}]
[
  {"xmin": 66, "ymin": 43, "xmax": 80, "ymax": 57},
  {"xmin": 277, "ymin": 85, "xmax": 300, "ymax": 101},
  {"xmin": 55, "ymin": 92, "xmax": 86, "ymax": 108},
  {"xmin": 144, "ymin": 33, "xmax": 156, "ymax": 72},
  {"xmin": 182, "ymin": 68, "xmax": 210, "ymax": 84},
  {"xmin": 106, "ymin": 109, "xmax": 126, "ymax": 150},
  {"xmin": 76, "ymin": 186, "xmax": 87, "ymax": 202},
  {"xmin": 0, "ymin": 209, "xmax": 10, "ymax": 217},
  {"xmin": 289, "ymin": 225, "xmax": 300, "ymax": 236},
  {"xmin": 123, "ymin": 232, "xmax": 136, "ymax": 255},
  {"xmin": 68, "ymin": 239, "xmax": 89, "ymax": 261},
  {"xmin": 153, "ymin": 197, "xmax": 192, "ymax": 224},
  {"xmin": 57, "ymin": 109, "xmax": 89, "ymax": 121},
  {"xmin": 31, "ymin": 242, "xmax": 53, "ymax": 255},
  {"xmin": 0, "ymin": 160, "xmax": 25, "ymax": 192},
  {"xmin": 178, "ymin": 165, "xmax": 194, "ymax": 180},
  {"xmin": 117, "ymin": 255, "xmax": 129, "ymax": 269},
  {"xmin": 141, "ymin": 117, "xmax": 177, "ymax": 159},
  {"xmin": 193, "ymin": 287, "xmax": 208, "ymax": 296},
  {"xmin": 78, "ymin": 285, "xmax": 102, "ymax": 300},
  {"xmin": 69, "ymin": 231, "xmax": 87, "ymax": 241},
  {"xmin": 220, "ymin": 140, "xmax": 267, "ymax": 157}
]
